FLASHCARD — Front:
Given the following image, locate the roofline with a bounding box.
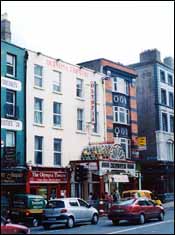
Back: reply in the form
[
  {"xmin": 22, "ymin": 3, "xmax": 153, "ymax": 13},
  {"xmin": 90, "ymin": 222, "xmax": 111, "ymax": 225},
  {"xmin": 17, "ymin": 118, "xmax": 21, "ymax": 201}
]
[
  {"xmin": 129, "ymin": 60, "xmax": 174, "ymax": 71},
  {"xmin": 1, "ymin": 39, "xmax": 26, "ymax": 51},
  {"xmin": 79, "ymin": 58, "xmax": 137, "ymax": 76}
]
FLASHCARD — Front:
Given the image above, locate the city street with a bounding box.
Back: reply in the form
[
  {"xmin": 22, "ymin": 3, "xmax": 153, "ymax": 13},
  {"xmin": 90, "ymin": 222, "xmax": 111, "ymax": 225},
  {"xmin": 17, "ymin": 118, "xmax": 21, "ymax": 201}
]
[{"xmin": 31, "ymin": 207, "xmax": 174, "ymax": 234}]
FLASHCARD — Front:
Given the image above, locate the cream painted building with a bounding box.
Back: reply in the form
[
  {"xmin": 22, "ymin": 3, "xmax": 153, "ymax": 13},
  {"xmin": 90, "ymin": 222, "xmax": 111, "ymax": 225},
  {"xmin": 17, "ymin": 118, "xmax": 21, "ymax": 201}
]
[{"xmin": 26, "ymin": 50, "xmax": 106, "ymax": 167}]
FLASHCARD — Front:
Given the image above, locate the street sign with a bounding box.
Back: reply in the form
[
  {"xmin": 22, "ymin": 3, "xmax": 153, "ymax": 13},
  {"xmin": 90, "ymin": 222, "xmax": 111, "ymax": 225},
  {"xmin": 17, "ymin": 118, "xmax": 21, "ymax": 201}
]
[{"xmin": 137, "ymin": 137, "xmax": 147, "ymax": 151}]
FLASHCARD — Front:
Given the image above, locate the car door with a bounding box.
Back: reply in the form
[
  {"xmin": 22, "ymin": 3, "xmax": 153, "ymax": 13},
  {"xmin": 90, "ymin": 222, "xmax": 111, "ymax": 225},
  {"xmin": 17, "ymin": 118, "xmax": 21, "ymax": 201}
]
[
  {"xmin": 146, "ymin": 200, "xmax": 160, "ymax": 218},
  {"xmin": 137, "ymin": 199, "xmax": 150, "ymax": 219},
  {"xmin": 68, "ymin": 199, "xmax": 81, "ymax": 222},
  {"xmin": 77, "ymin": 199, "xmax": 92, "ymax": 221}
]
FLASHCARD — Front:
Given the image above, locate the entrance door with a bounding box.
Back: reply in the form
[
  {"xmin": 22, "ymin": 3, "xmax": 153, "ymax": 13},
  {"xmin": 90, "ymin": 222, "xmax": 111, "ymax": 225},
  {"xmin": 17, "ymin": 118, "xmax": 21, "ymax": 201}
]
[{"xmin": 50, "ymin": 187, "xmax": 57, "ymax": 199}]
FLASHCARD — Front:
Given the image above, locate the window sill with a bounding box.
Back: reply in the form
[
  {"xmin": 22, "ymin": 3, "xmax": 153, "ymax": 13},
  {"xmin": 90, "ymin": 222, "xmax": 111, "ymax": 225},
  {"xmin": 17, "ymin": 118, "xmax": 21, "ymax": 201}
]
[
  {"xmin": 33, "ymin": 123, "xmax": 45, "ymax": 127},
  {"xmin": 6, "ymin": 74, "xmax": 16, "ymax": 79},
  {"xmin": 52, "ymin": 126, "xmax": 64, "ymax": 130},
  {"xmin": 91, "ymin": 133, "xmax": 101, "ymax": 137},
  {"xmin": 75, "ymin": 97, "xmax": 85, "ymax": 101},
  {"xmin": 52, "ymin": 91, "xmax": 63, "ymax": 95},
  {"xmin": 34, "ymin": 86, "xmax": 45, "ymax": 90},
  {"xmin": 76, "ymin": 130, "xmax": 87, "ymax": 135}
]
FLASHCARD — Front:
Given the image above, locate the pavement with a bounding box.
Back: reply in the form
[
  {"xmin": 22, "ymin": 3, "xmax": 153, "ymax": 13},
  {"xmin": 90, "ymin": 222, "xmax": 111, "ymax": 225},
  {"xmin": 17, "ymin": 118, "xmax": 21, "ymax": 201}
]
[{"xmin": 163, "ymin": 201, "xmax": 174, "ymax": 210}]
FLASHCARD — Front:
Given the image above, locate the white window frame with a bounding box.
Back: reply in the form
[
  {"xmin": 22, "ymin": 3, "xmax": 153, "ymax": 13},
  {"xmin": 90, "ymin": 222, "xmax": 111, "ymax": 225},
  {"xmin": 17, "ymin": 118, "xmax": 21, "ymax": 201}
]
[
  {"xmin": 34, "ymin": 97, "xmax": 43, "ymax": 124},
  {"xmin": 6, "ymin": 90, "xmax": 16, "ymax": 117},
  {"xmin": 6, "ymin": 53, "xmax": 16, "ymax": 77},
  {"xmin": 120, "ymin": 138, "xmax": 130, "ymax": 159},
  {"xmin": 6, "ymin": 131, "xmax": 15, "ymax": 147},
  {"xmin": 53, "ymin": 138, "xmax": 62, "ymax": 166},
  {"xmin": 53, "ymin": 102, "xmax": 62, "ymax": 127},
  {"xmin": 168, "ymin": 92, "xmax": 174, "ymax": 108},
  {"xmin": 77, "ymin": 108, "xmax": 84, "ymax": 131},
  {"xmin": 161, "ymin": 88, "xmax": 167, "ymax": 105},
  {"xmin": 53, "ymin": 71, "xmax": 62, "ymax": 93},
  {"xmin": 113, "ymin": 106, "xmax": 129, "ymax": 124},
  {"xmin": 34, "ymin": 136, "xmax": 43, "ymax": 165},
  {"xmin": 162, "ymin": 112, "xmax": 168, "ymax": 132},
  {"xmin": 113, "ymin": 77, "xmax": 118, "ymax": 92},
  {"xmin": 34, "ymin": 64, "xmax": 43, "ymax": 88},
  {"xmin": 76, "ymin": 78, "xmax": 84, "ymax": 98},
  {"xmin": 170, "ymin": 115, "xmax": 174, "ymax": 133},
  {"xmin": 93, "ymin": 111, "xmax": 99, "ymax": 133}
]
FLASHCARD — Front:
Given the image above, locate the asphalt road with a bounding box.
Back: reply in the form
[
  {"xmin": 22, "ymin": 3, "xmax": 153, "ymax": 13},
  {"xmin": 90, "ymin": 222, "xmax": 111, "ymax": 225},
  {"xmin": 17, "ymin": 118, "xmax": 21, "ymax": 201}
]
[{"xmin": 31, "ymin": 207, "xmax": 174, "ymax": 234}]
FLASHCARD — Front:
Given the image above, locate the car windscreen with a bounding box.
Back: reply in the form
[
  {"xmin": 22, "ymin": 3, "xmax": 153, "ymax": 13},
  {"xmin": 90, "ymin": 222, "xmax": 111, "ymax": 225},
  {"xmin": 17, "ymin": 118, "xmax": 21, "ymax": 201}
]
[
  {"xmin": 114, "ymin": 199, "xmax": 135, "ymax": 206},
  {"xmin": 46, "ymin": 200, "xmax": 65, "ymax": 209}
]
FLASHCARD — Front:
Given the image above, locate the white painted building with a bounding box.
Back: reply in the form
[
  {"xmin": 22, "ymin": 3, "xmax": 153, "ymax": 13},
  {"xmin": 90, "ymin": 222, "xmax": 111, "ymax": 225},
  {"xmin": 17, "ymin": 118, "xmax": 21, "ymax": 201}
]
[{"xmin": 26, "ymin": 50, "xmax": 105, "ymax": 167}]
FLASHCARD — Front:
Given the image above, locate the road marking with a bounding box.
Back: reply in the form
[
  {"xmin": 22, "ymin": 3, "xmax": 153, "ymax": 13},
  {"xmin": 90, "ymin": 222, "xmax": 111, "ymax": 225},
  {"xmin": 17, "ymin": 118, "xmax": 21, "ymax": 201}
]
[{"xmin": 107, "ymin": 220, "xmax": 174, "ymax": 234}]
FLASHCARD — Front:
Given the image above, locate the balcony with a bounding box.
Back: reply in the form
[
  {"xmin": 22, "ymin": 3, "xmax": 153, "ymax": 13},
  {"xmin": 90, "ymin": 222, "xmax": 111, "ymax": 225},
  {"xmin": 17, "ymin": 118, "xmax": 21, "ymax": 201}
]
[{"xmin": 3, "ymin": 104, "xmax": 20, "ymax": 120}]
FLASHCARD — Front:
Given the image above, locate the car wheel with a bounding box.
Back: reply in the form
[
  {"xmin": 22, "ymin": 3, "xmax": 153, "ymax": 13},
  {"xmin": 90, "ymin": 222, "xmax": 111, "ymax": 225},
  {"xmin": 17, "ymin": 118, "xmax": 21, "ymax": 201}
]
[
  {"xmin": 43, "ymin": 224, "xmax": 50, "ymax": 230},
  {"xmin": 32, "ymin": 218, "xmax": 39, "ymax": 227},
  {"xmin": 158, "ymin": 212, "xmax": 164, "ymax": 221},
  {"xmin": 112, "ymin": 220, "xmax": 120, "ymax": 225},
  {"xmin": 91, "ymin": 214, "xmax": 99, "ymax": 224},
  {"xmin": 66, "ymin": 217, "xmax": 74, "ymax": 228},
  {"xmin": 138, "ymin": 214, "xmax": 145, "ymax": 225}
]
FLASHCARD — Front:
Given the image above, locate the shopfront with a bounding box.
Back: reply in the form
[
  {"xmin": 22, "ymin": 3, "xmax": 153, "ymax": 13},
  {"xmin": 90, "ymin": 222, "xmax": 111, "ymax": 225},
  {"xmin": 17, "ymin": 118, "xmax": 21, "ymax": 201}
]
[
  {"xmin": 26, "ymin": 166, "xmax": 70, "ymax": 200},
  {"xmin": 70, "ymin": 143, "xmax": 138, "ymax": 200}
]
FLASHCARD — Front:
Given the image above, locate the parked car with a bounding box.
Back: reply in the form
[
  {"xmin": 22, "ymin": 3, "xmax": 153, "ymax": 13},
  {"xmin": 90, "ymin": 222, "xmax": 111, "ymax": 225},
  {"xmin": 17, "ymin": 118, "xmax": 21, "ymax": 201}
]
[
  {"xmin": 1, "ymin": 196, "xmax": 10, "ymax": 218},
  {"xmin": 108, "ymin": 198, "xmax": 164, "ymax": 225},
  {"xmin": 10, "ymin": 194, "xmax": 46, "ymax": 227},
  {"xmin": 122, "ymin": 190, "xmax": 162, "ymax": 205},
  {"xmin": 42, "ymin": 197, "xmax": 99, "ymax": 229},
  {"xmin": 1, "ymin": 216, "xmax": 30, "ymax": 234}
]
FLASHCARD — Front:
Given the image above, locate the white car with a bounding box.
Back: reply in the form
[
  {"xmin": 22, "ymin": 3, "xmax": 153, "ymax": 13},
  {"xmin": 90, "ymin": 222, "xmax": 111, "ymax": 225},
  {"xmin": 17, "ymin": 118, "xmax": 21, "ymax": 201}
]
[{"xmin": 42, "ymin": 197, "xmax": 99, "ymax": 229}]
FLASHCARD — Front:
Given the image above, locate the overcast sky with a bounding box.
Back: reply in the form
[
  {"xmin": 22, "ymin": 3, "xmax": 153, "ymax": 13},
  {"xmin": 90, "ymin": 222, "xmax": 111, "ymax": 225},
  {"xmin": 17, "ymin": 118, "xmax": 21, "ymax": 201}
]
[{"xmin": 1, "ymin": 1, "xmax": 174, "ymax": 66}]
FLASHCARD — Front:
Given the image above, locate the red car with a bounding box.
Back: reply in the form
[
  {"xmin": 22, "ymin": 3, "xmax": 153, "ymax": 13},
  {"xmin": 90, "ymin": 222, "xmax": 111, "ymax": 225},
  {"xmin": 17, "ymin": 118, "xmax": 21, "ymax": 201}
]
[
  {"xmin": 1, "ymin": 216, "xmax": 30, "ymax": 234},
  {"xmin": 108, "ymin": 198, "xmax": 164, "ymax": 225}
]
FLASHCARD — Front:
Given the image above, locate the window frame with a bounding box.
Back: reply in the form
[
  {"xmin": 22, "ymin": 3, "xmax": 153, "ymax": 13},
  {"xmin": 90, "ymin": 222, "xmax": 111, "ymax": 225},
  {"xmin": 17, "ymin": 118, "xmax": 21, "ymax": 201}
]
[
  {"xmin": 53, "ymin": 70, "xmax": 62, "ymax": 93},
  {"xmin": 6, "ymin": 90, "xmax": 16, "ymax": 117},
  {"xmin": 53, "ymin": 138, "xmax": 62, "ymax": 166},
  {"xmin": 34, "ymin": 97, "xmax": 43, "ymax": 124},
  {"xmin": 168, "ymin": 92, "xmax": 174, "ymax": 108},
  {"xmin": 168, "ymin": 74, "xmax": 173, "ymax": 86},
  {"xmin": 77, "ymin": 108, "xmax": 84, "ymax": 131},
  {"xmin": 6, "ymin": 53, "xmax": 16, "ymax": 77},
  {"xmin": 113, "ymin": 77, "xmax": 118, "ymax": 92},
  {"xmin": 53, "ymin": 102, "xmax": 62, "ymax": 127},
  {"xmin": 113, "ymin": 106, "xmax": 130, "ymax": 125},
  {"xmin": 161, "ymin": 89, "xmax": 167, "ymax": 105},
  {"xmin": 6, "ymin": 131, "xmax": 16, "ymax": 147},
  {"xmin": 160, "ymin": 70, "xmax": 166, "ymax": 83},
  {"xmin": 34, "ymin": 136, "xmax": 43, "ymax": 165},
  {"xmin": 76, "ymin": 78, "xmax": 83, "ymax": 98},
  {"xmin": 34, "ymin": 64, "xmax": 43, "ymax": 88},
  {"xmin": 170, "ymin": 115, "xmax": 174, "ymax": 133},
  {"xmin": 162, "ymin": 112, "xmax": 168, "ymax": 132}
]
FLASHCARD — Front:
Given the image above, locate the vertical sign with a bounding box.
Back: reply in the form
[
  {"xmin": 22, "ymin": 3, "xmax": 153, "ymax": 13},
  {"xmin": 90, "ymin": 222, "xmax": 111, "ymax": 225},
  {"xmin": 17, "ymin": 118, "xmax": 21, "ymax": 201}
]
[{"xmin": 90, "ymin": 81, "xmax": 97, "ymax": 124}]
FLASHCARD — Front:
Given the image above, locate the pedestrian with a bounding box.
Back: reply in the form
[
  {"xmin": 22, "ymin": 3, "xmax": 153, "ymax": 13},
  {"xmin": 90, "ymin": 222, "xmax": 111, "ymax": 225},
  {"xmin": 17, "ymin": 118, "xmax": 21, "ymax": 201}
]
[
  {"xmin": 113, "ymin": 189, "xmax": 120, "ymax": 202},
  {"xmin": 88, "ymin": 192, "xmax": 93, "ymax": 205}
]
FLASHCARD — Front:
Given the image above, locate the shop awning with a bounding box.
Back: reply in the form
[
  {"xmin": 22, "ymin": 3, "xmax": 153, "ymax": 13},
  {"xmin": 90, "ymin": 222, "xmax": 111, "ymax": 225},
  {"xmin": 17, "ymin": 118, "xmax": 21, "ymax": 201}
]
[{"xmin": 109, "ymin": 174, "xmax": 129, "ymax": 182}]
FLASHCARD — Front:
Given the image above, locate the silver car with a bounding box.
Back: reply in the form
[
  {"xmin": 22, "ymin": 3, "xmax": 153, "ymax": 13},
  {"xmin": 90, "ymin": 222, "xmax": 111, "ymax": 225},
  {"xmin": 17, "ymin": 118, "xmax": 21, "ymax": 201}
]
[{"xmin": 42, "ymin": 198, "xmax": 99, "ymax": 229}]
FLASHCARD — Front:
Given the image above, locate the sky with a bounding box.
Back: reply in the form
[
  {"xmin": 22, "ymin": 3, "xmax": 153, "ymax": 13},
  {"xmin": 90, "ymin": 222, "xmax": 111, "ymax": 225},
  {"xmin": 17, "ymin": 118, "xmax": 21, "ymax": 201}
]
[{"xmin": 1, "ymin": 1, "xmax": 174, "ymax": 66}]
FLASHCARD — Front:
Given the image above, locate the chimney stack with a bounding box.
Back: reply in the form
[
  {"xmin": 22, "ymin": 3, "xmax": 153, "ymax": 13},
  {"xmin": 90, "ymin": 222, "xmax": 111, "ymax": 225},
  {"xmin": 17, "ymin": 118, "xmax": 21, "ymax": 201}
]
[{"xmin": 1, "ymin": 13, "xmax": 11, "ymax": 42}]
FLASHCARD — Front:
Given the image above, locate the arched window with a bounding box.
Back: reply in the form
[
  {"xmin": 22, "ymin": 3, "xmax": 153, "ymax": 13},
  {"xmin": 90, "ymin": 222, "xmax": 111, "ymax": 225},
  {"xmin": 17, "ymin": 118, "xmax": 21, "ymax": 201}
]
[{"xmin": 167, "ymin": 139, "xmax": 174, "ymax": 161}]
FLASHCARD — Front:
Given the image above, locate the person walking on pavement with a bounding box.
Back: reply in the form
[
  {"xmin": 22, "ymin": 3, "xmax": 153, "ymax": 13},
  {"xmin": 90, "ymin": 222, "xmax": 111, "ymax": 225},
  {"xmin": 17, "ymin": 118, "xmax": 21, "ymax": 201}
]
[{"xmin": 113, "ymin": 189, "xmax": 120, "ymax": 202}]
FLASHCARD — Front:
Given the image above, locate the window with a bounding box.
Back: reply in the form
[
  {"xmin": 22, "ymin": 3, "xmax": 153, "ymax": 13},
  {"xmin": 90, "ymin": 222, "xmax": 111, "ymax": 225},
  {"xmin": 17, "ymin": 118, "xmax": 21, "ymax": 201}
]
[
  {"xmin": 162, "ymin": 113, "xmax": 168, "ymax": 132},
  {"xmin": 168, "ymin": 74, "xmax": 173, "ymax": 86},
  {"xmin": 34, "ymin": 136, "xmax": 43, "ymax": 164},
  {"xmin": 53, "ymin": 138, "xmax": 62, "ymax": 165},
  {"xmin": 169, "ymin": 92, "xmax": 174, "ymax": 108},
  {"xmin": 6, "ymin": 53, "xmax": 16, "ymax": 77},
  {"xmin": 120, "ymin": 138, "xmax": 130, "ymax": 158},
  {"xmin": 77, "ymin": 108, "xmax": 84, "ymax": 131},
  {"xmin": 69, "ymin": 200, "xmax": 79, "ymax": 207},
  {"xmin": 76, "ymin": 78, "xmax": 83, "ymax": 97},
  {"xmin": 53, "ymin": 71, "xmax": 62, "ymax": 93},
  {"xmin": 53, "ymin": 102, "xmax": 62, "ymax": 127},
  {"xmin": 125, "ymin": 81, "xmax": 129, "ymax": 95},
  {"xmin": 6, "ymin": 131, "xmax": 15, "ymax": 147},
  {"xmin": 113, "ymin": 107, "xmax": 129, "ymax": 124},
  {"xmin": 46, "ymin": 200, "xmax": 65, "ymax": 209},
  {"xmin": 160, "ymin": 70, "xmax": 165, "ymax": 83},
  {"xmin": 93, "ymin": 112, "xmax": 99, "ymax": 133},
  {"xmin": 34, "ymin": 64, "xmax": 43, "ymax": 87},
  {"xmin": 78, "ymin": 199, "xmax": 88, "ymax": 207},
  {"xmin": 34, "ymin": 98, "xmax": 43, "ymax": 124},
  {"xmin": 170, "ymin": 115, "xmax": 174, "ymax": 133},
  {"xmin": 167, "ymin": 141, "xmax": 174, "ymax": 161},
  {"xmin": 6, "ymin": 90, "xmax": 16, "ymax": 117},
  {"xmin": 113, "ymin": 77, "xmax": 118, "ymax": 91},
  {"xmin": 161, "ymin": 89, "xmax": 167, "ymax": 105}
]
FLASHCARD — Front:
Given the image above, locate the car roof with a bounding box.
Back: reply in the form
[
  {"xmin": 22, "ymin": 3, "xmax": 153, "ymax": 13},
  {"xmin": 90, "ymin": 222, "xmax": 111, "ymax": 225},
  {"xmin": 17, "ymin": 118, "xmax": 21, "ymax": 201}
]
[
  {"xmin": 49, "ymin": 197, "xmax": 84, "ymax": 201},
  {"xmin": 123, "ymin": 190, "xmax": 152, "ymax": 193}
]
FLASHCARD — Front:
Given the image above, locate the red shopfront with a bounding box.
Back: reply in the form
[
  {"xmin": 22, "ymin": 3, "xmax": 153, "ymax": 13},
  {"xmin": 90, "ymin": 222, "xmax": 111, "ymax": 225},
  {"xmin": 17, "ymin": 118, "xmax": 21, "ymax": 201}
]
[{"xmin": 26, "ymin": 166, "xmax": 70, "ymax": 200}]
